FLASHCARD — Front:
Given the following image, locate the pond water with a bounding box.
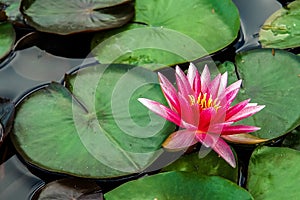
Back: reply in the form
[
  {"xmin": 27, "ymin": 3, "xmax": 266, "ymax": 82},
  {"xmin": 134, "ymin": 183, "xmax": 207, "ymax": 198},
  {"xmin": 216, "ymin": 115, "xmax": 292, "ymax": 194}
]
[{"xmin": 0, "ymin": 0, "xmax": 288, "ymax": 199}]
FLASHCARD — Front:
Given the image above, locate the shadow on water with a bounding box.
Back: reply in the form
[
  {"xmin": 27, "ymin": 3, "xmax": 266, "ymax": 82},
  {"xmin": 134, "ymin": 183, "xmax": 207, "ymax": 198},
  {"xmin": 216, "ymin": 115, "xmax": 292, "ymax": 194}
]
[{"xmin": 0, "ymin": 0, "xmax": 290, "ymax": 199}]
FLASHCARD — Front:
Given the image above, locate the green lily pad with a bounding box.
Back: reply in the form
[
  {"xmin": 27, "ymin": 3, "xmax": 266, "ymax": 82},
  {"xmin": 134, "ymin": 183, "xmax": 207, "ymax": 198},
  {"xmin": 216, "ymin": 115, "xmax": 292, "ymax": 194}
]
[
  {"xmin": 0, "ymin": 22, "xmax": 15, "ymax": 60},
  {"xmin": 35, "ymin": 178, "xmax": 102, "ymax": 200},
  {"xmin": 259, "ymin": 0, "xmax": 300, "ymax": 49},
  {"xmin": 247, "ymin": 146, "xmax": 300, "ymax": 200},
  {"xmin": 92, "ymin": 0, "xmax": 240, "ymax": 70},
  {"xmin": 11, "ymin": 64, "xmax": 176, "ymax": 178},
  {"xmin": 105, "ymin": 171, "xmax": 253, "ymax": 200},
  {"xmin": 235, "ymin": 49, "xmax": 300, "ymax": 139},
  {"xmin": 20, "ymin": 0, "xmax": 134, "ymax": 35},
  {"xmin": 0, "ymin": 0, "xmax": 23, "ymax": 22},
  {"xmin": 162, "ymin": 150, "xmax": 238, "ymax": 182}
]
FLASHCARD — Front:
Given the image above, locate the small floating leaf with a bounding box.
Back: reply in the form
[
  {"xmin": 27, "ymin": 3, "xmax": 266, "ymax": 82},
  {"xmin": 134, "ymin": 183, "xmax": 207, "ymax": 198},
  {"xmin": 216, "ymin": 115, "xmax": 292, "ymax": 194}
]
[
  {"xmin": 247, "ymin": 146, "xmax": 300, "ymax": 200},
  {"xmin": 11, "ymin": 64, "xmax": 176, "ymax": 178},
  {"xmin": 105, "ymin": 171, "xmax": 253, "ymax": 200},
  {"xmin": 259, "ymin": 0, "xmax": 300, "ymax": 49},
  {"xmin": 92, "ymin": 0, "xmax": 240, "ymax": 69},
  {"xmin": 0, "ymin": 22, "xmax": 15, "ymax": 60},
  {"xmin": 235, "ymin": 49, "xmax": 300, "ymax": 140},
  {"xmin": 20, "ymin": 0, "xmax": 134, "ymax": 35},
  {"xmin": 162, "ymin": 150, "xmax": 238, "ymax": 182}
]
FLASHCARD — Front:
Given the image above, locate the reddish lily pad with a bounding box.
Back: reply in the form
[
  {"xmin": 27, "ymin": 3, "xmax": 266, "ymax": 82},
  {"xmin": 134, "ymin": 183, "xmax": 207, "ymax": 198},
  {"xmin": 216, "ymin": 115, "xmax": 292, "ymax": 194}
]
[
  {"xmin": 105, "ymin": 171, "xmax": 253, "ymax": 200},
  {"xmin": 259, "ymin": 0, "xmax": 300, "ymax": 49},
  {"xmin": 20, "ymin": 0, "xmax": 134, "ymax": 35},
  {"xmin": 35, "ymin": 179, "xmax": 102, "ymax": 200},
  {"xmin": 247, "ymin": 146, "xmax": 300, "ymax": 200},
  {"xmin": 11, "ymin": 64, "xmax": 176, "ymax": 178},
  {"xmin": 234, "ymin": 49, "xmax": 300, "ymax": 140},
  {"xmin": 92, "ymin": 0, "xmax": 240, "ymax": 69},
  {"xmin": 0, "ymin": 22, "xmax": 15, "ymax": 60}
]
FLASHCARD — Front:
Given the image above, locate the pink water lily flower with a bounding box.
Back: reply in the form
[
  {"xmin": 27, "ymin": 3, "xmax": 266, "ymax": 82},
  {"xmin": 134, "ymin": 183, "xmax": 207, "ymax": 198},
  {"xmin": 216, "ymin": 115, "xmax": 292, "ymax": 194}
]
[{"xmin": 138, "ymin": 63, "xmax": 265, "ymax": 168}]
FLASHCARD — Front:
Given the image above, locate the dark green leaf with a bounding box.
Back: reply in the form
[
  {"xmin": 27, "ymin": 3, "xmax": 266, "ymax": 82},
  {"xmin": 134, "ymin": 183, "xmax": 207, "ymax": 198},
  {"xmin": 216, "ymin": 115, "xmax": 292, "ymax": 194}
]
[
  {"xmin": 0, "ymin": 22, "xmax": 15, "ymax": 60},
  {"xmin": 20, "ymin": 0, "xmax": 134, "ymax": 35},
  {"xmin": 247, "ymin": 146, "xmax": 300, "ymax": 200},
  {"xmin": 105, "ymin": 171, "xmax": 253, "ymax": 200}
]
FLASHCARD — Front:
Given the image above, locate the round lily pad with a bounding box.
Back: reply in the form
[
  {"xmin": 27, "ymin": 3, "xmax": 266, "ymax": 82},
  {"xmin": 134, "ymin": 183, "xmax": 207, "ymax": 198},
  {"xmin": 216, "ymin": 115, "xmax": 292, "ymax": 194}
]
[
  {"xmin": 92, "ymin": 0, "xmax": 240, "ymax": 69},
  {"xmin": 259, "ymin": 0, "xmax": 300, "ymax": 49},
  {"xmin": 104, "ymin": 171, "xmax": 253, "ymax": 200},
  {"xmin": 234, "ymin": 49, "xmax": 300, "ymax": 139},
  {"xmin": 247, "ymin": 146, "xmax": 300, "ymax": 200},
  {"xmin": 11, "ymin": 64, "xmax": 176, "ymax": 178},
  {"xmin": 20, "ymin": 0, "xmax": 134, "ymax": 35},
  {"xmin": 0, "ymin": 22, "xmax": 15, "ymax": 61}
]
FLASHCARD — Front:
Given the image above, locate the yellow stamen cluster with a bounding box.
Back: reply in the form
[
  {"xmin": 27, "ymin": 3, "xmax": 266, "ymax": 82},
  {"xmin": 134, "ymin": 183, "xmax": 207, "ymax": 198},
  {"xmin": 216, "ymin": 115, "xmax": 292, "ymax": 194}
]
[{"xmin": 188, "ymin": 93, "xmax": 220, "ymax": 110}]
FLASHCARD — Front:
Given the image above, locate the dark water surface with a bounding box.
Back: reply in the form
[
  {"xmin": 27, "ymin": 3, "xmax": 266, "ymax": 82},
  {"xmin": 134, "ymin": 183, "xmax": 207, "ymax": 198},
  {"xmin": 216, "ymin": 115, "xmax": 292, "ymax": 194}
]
[{"xmin": 0, "ymin": 0, "xmax": 285, "ymax": 199}]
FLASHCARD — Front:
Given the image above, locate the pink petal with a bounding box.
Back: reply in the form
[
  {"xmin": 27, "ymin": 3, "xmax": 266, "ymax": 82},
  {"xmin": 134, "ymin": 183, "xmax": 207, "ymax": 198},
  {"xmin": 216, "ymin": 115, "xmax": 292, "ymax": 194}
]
[
  {"xmin": 217, "ymin": 72, "xmax": 228, "ymax": 97},
  {"xmin": 187, "ymin": 63, "xmax": 197, "ymax": 87},
  {"xmin": 226, "ymin": 99, "xmax": 251, "ymax": 120},
  {"xmin": 193, "ymin": 69, "xmax": 201, "ymax": 98},
  {"xmin": 225, "ymin": 80, "xmax": 242, "ymax": 95},
  {"xmin": 138, "ymin": 98, "xmax": 181, "ymax": 127},
  {"xmin": 198, "ymin": 107, "xmax": 217, "ymax": 132},
  {"xmin": 227, "ymin": 105, "xmax": 265, "ymax": 122},
  {"xmin": 175, "ymin": 67, "xmax": 194, "ymax": 98},
  {"xmin": 201, "ymin": 65, "xmax": 211, "ymax": 93},
  {"xmin": 178, "ymin": 93, "xmax": 199, "ymax": 126},
  {"xmin": 209, "ymin": 122, "xmax": 234, "ymax": 134},
  {"xmin": 209, "ymin": 74, "xmax": 221, "ymax": 99},
  {"xmin": 158, "ymin": 72, "xmax": 180, "ymax": 113},
  {"xmin": 221, "ymin": 125, "xmax": 261, "ymax": 135},
  {"xmin": 162, "ymin": 130, "xmax": 198, "ymax": 150},
  {"xmin": 196, "ymin": 133, "xmax": 236, "ymax": 168}
]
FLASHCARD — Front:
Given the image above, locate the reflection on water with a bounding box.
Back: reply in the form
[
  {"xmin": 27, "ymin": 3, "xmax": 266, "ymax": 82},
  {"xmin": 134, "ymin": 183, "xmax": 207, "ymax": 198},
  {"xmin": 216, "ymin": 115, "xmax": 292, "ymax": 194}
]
[
  {"xmin": 0, "ymin": 46, "xmax": 95, "ymax": 102},
  {"xmin": 0, "ymin": 156, "xmax": 44, "ymax": 200},
  {"xmin": 233, "ymin": 0, "xmax": 282, "ymax": 52}
]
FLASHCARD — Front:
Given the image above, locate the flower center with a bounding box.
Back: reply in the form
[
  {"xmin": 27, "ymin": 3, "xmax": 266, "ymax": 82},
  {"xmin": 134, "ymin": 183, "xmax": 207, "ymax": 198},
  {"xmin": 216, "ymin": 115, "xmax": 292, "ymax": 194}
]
[{"xmin": 189, "ymin": 93, "xmax": 220, "ymax": 110}]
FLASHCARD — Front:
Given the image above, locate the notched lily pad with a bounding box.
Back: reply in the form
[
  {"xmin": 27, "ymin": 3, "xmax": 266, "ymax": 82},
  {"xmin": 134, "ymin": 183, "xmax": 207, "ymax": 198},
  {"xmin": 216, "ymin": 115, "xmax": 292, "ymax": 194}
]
[
  {"xmin": 35, "ymin": 178, "xmax": 103, "ymax": 200},
  {"xmin": 0, "ymin": 22, "xmax": 15, "ymax": 61},
  {"xmin": 20, "ymin": 0, "xmax": 134, "ymax": 35},
  {"xmin": 161, "ymin": 150, "xmax": 238, "ymax": 182},
  {"xmin": 259, "ymin": 0, "xmax": 300, "ymax": 49},
  {"xmin": 104, "ymin": 171, "xmax": 253, "ymax": 200},
  {"xmin": 247, "ymin": 146, "xmax": 300, "ymax": 200},
  {"xmin": 11, "ymin": 64, "xmax": 176, "ymax": 178},
  {"xmin": 92, "ymin": 0, "xmax": 240, "ymax": 69},
  {"xmin": 234, "ymin": 49, "xmax": 300, "ymax": 140}
]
